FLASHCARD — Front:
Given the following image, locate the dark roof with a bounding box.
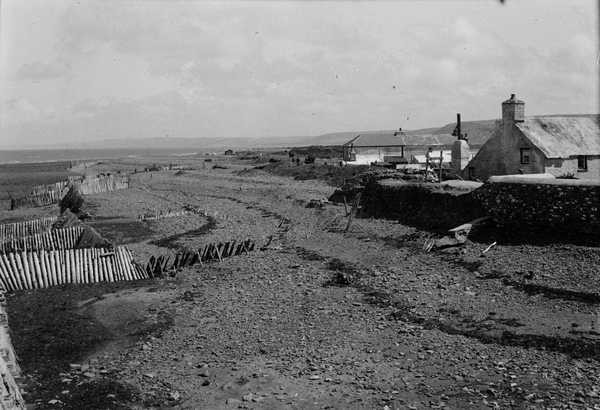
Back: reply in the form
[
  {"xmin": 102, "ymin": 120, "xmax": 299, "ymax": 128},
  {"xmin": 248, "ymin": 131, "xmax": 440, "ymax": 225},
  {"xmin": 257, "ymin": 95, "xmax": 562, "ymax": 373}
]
[
  {"xmin": 344, "ymin": 131, "xmax": 404, "ymax": 147},
  {"xmin": 516, "ymin": 115, "xmax": 600, "ymax": 158},
  {"xmin": 344, "ymin": 131, "xmax": 457, "ymax": 147}
]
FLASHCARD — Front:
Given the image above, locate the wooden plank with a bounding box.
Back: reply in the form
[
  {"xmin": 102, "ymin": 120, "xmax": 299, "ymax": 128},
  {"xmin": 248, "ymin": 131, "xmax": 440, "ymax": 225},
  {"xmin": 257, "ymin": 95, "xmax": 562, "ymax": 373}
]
[{"xmin": 10, "ymin": 253, "xmax": 24, "ymax": 290}]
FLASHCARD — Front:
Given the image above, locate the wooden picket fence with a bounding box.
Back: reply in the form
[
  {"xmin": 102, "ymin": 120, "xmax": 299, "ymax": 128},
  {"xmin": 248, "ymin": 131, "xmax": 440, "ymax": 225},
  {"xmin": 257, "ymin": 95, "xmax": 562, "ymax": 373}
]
[
  {"xmin": 0, "ymin": 247, "xmax": 148, "ymax": 292},
  {"xmin": 145, "ymin": 239, "xmax": 257, "ymax": 276},
  {"xmin": 76, "ymin": 175, "xmax": 129, "ymax": 195},
  {"xmin": 10, "ymin": 180, "xmax": 73, "ymax": 209},
  {"xmin": 0, "ymin": 225, "xmax": 84, "ymax": 254},
  {"xmin": 0, "ymin": 293, "xmax": 25, "ymax": 409},
  {"xmin": 0, "ymin": 217, "xmax": 58, "ymax": 242},
  {"xmin": 29, "ymin": 179, "xmax": 71, "ymax": 197},
  {"xmin": 10, "ymin": 175, "xmax": 130, "ymax": 210}
]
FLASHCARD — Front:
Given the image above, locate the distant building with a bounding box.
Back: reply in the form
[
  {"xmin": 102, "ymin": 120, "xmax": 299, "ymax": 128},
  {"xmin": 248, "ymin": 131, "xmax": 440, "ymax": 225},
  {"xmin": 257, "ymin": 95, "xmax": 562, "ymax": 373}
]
[
  {"xmin": 342, "ymin": 131, "xmax": 406, "ymax": 165},
  {"xmin": 464, "ymin": 94, "xmax": 600, "ymax": 180},
  {"xmin": 224, "ymin": 149, "xmax": 234, "ymax": 155},
  {"xmin": 411, "ymin": 150, "xmax": 452, "ymax": 166}
]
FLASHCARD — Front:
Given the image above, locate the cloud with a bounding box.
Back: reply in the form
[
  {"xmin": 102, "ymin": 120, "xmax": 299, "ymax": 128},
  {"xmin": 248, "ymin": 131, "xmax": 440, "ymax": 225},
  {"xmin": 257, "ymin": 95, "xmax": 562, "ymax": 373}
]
[
  {"xmin": 15, "ymin": 60, "xmax": 69, "ymax": 81},
  {"xmin": 1, "ymin": 1, "xmax": 597, "ymax": 147},
  {"xmin": 2, "ymin": 97, "xmax": 54, "ymax": 125}
]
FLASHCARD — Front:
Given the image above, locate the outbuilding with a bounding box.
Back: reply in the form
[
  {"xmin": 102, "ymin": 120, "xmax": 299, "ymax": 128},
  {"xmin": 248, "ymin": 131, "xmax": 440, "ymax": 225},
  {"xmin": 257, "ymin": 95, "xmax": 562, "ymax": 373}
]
[{"xmin": 342, "ymin": 131, "xmax": 407, "ymax": 165}]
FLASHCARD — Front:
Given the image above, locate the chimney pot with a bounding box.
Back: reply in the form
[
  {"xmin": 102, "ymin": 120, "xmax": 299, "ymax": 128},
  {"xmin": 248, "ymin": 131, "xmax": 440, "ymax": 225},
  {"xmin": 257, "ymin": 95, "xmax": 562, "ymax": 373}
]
[{"xmin": 510, "ymin": 93, "xmax": 515, "ymax": 99}]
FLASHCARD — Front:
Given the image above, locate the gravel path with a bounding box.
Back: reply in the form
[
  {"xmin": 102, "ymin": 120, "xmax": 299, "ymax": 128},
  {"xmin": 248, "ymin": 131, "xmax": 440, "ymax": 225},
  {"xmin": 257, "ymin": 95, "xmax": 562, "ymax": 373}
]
[{"xmin": 7, "ymin": 165, "xmax": 600, "ymax": 409}]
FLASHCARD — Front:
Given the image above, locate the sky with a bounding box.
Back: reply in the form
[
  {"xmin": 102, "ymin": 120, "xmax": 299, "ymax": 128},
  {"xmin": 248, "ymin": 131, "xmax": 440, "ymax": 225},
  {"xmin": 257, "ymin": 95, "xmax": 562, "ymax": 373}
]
[{"xmin": 0, "ymin": 0, "xmax": 597, "ymax": 149}]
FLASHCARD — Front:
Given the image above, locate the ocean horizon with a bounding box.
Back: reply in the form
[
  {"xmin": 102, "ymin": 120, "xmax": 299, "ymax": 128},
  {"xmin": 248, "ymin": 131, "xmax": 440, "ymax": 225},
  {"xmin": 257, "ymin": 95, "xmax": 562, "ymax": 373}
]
[{"xmin": 0, "ymin": 148, "xmax": 209, "ymax": 165}]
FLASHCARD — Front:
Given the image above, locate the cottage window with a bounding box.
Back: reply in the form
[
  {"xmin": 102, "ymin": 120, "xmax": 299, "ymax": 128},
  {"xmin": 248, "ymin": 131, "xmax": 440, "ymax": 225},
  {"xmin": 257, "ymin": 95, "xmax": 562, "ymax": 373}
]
[
  {"xmin": 520, "ymin": 148, "xmax": 531, "ymax": 164},
  {"xmin": 577, "ymin": 155, "xmax": 588, "ymax": 171}
]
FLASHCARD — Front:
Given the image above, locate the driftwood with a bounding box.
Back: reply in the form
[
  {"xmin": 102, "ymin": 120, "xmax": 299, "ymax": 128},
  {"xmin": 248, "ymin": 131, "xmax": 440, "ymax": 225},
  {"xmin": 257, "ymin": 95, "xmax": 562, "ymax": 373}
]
[
  {"xmin": 424, "ymin": 216, "xmax": 491, "ymax": 252},
  {"xmin": 344, "ymin": 192, "xmax": 362, "ymax": 233},
  {"xmin": 481, "ymin": 241, "xmax": 497, "ymax": 254}
]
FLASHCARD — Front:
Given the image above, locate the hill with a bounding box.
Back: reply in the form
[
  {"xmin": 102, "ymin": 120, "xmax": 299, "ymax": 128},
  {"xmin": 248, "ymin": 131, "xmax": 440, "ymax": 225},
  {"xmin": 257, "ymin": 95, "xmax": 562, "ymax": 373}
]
[{"xmin": 306, "ymin": 119, "xmax": 500, "ymax": 148}]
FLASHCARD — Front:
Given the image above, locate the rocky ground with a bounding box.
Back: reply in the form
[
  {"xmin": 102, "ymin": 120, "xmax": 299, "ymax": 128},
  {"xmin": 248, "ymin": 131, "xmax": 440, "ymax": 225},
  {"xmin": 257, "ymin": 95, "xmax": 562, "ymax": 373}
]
[{"xmin": 5, "ymin": 159, "xmax": 600, "ymax": 409}]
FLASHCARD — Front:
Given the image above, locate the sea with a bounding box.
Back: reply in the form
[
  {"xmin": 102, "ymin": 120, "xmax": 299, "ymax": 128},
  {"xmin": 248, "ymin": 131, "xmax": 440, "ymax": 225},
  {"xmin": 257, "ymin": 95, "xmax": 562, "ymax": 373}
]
[{"xmin": 0, "ymin": 148, "xmax": 204, "ymax": 165}]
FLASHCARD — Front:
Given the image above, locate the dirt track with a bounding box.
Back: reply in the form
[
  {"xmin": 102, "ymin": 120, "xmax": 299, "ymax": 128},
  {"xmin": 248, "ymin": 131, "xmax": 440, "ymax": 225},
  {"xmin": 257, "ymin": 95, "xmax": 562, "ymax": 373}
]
[{"xmin": 6, "ymin": 162, "xmax": 600, "ymax": 409}]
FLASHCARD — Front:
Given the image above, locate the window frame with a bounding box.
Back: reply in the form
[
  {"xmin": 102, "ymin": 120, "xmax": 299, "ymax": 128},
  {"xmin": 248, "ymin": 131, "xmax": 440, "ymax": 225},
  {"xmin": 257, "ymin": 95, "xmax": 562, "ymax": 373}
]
[
  {"xmin": 577, "ymin": 155, "xmax": 588, "ymax": 172},
  {"xmin": 520, "ymin": 148, "xmax": 531, "ymax": 165}
]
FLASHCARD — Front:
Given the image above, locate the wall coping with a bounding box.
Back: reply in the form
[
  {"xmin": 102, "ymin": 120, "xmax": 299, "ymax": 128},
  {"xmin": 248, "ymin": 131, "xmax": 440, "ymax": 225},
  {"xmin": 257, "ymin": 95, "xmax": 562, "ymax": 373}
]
[{"xmin": 488, "ymin": 175, "xmax": 600, "ymax": 186}]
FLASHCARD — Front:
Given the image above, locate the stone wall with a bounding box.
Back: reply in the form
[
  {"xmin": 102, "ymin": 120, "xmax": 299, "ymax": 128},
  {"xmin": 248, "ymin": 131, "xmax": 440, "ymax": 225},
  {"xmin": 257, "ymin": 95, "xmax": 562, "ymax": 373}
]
[
  {"xmin": 361, "ymin": 177, "xmax": 600, "ymax": 236},
  {"xmin": 361, "ymin": 179, "xmax": 486, "ymax": 231},
  {"xmin": 472, "ymin": 176, "xmax": 600, "ymax": 235}
]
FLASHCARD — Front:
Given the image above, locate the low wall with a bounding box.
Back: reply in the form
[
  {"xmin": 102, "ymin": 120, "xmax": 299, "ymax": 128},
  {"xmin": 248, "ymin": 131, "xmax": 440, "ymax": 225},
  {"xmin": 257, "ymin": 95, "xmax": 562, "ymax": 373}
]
[
  {"xmin": 473, "ymin": 177, "xmax": 600, "ymax": 235},
  {"xmin": 361, "ymin": 179, "xmax": 486, "ymax": 231},
  {"xmin": 361, "ymin": 177, "xmax": 600, "ymax": 236}
]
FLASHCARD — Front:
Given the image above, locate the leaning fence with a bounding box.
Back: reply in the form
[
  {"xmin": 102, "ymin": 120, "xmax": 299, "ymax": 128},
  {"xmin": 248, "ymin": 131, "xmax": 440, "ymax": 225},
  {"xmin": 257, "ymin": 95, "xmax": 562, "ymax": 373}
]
[
  {"xmin": 0, "ymin": 246, "xmax": 148, "ymax": 292},
  {"xmin": 145, "ymin": 238, "xmax": 257, "ymax": 276}
]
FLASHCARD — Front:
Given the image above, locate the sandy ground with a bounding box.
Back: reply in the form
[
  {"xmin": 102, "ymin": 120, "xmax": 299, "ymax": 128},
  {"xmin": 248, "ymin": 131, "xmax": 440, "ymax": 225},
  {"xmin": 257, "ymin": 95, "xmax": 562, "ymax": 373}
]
[{"xmin": 5, "ymin": 160, "xmax": 600, "ymax": 409}]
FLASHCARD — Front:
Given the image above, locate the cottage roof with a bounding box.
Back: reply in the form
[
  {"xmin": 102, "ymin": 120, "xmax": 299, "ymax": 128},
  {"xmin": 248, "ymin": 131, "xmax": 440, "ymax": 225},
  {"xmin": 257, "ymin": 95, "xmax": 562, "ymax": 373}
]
[
  {"xmin": 515, "ymin": 115, "xmax": 600, "ymax": 158},
  {"xmin": 345, "ymin": 131, "xmax": 456, "ymax": 147},
  {"xmin": 344, "ymin": 131, "xmax": 405, "ymax": 147}
]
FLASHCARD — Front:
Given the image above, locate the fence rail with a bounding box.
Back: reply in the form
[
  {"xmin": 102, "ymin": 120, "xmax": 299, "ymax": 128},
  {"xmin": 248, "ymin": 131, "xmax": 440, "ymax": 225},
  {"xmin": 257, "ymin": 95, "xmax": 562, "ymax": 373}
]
[{"xmin": 0, "ymin": 247, "xmax": 148, "ymax": 292}]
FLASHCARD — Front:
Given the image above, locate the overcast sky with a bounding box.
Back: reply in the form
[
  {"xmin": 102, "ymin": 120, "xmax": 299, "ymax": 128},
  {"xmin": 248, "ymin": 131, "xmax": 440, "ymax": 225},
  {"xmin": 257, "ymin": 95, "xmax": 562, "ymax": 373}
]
[{"xmin": 0, "ymin": 0, "xmax": 597, "ymax": 148}]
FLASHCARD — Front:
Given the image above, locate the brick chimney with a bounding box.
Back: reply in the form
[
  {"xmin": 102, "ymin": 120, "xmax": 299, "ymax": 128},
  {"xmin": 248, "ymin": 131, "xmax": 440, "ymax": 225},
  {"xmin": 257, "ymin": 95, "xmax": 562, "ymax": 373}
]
[
  {"xmin": 501, "ymin": 94, "xmax": 524, "ymax": 151},
  {"xmin": 502, "ymin": 93, "xmax": 525, "ymax": 123}
]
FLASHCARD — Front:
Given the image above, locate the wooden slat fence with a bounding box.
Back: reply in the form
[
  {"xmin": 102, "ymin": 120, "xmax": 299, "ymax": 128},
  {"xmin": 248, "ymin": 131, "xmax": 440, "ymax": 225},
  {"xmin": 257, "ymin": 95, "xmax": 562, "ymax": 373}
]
[
  {"xmin": 75, "ymin": 175, "xmax": 129, "ymax": 195},
  {"xmin": 29, "ymin": 180, "xmax": 71, "ymax": 197},
  {"xmin": 0, "ymin": 247, "xmax": 149, "ymax": 292},
  {"xmin": 0, "ymin": 225, "xmax": 84, "ymax": 254},
  {"xmin": 10, "ymin": 175, "xmax": 130, "ymax": 210},
  {"xmin": 145, "ymin": 238, "xmax": 256, "ymax": 276},
  {"xmin": 0, "ymin": 217, "xmax": 57, "ymax": 242},
  {"xmin": 0, "ymin": 293, "xmax": 25, "ymax": 409}
]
